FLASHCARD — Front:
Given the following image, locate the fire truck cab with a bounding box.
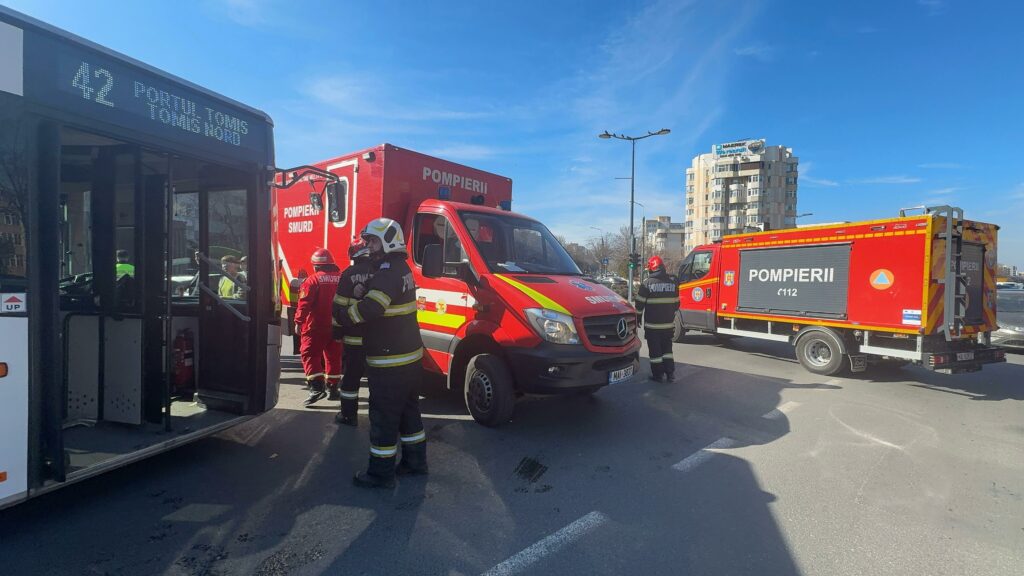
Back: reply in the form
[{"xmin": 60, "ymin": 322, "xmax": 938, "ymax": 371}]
[{"xmin": 275, "ymin": 145, "xmax": 640, "ymax": 425}]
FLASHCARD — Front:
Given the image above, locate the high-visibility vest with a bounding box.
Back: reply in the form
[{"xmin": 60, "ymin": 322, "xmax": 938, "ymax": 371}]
[{"xmin": 116, "ymin": 262, "xmax": 135, "ymax": 278}]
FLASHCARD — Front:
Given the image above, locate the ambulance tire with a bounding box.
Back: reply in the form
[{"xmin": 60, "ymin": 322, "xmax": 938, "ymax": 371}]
[
  {"xmin": 795, "ymin": 330, "xmax": 847, "ymax": 376},
  {"xmin": 465, "ymin": 354, "xmax": 515, "ymax": 427},
  {"xmin": 672, "ymin": 315, "xmax": 686, "ymax": 343}
]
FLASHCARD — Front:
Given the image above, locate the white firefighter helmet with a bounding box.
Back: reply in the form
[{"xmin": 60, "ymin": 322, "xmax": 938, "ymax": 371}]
[{"xmin": 360, "ymin": 218, "xmax": 407, "ymax": 254}]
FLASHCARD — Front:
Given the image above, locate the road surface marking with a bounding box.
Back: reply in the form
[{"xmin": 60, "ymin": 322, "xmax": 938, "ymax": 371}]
[
  {"xmin": 483, "ymin": 511, "xmax": 609, "ymax": 576},
  {"xmin": 671, "ymin": 437, "xmax": 736, "ymax": 473},
  {"xmin": 762, "ymin": 401, "xmax": 801, "ymax": 420}
]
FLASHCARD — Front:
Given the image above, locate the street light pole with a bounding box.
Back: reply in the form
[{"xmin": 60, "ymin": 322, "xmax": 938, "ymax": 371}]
[
  {"xmin": 589, "ymin": 226, "xmax": 606, "ymax": 274},
  {"xmin": 599, "ymin": 128, "xmax": 671, "ymax": 301}
]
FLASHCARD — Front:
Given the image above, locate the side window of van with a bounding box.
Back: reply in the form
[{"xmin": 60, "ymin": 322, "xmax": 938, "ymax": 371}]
[{"xmin": 413, "ymin": 213, "xmax": 464, "ymax": 266}]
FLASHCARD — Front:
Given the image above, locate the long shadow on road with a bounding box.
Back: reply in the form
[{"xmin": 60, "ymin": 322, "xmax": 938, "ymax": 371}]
[{"xmin": 0, "ymin": 355, "xmax": 817, "ymax": 575}]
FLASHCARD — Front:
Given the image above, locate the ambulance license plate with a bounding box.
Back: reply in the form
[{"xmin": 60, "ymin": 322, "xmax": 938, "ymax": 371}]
[
  {"xmin": 608, "ymin": 365, "xmax": 634, "ymax": 384},
  {"xmin": 956, "ymin": 352, "xmax": 974, "ymax": 361}
]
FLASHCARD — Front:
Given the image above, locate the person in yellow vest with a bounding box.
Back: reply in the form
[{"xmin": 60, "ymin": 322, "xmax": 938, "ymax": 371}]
[
  {"xmin": 115, "ymin": 250, "xmax": 135, "ymax": 279},
  {"xmin": 219, "ymin": 255, "xmax": 241, "ymax": 298}
]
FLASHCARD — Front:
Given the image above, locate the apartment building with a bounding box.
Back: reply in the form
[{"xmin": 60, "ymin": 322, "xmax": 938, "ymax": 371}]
[{"xmin": 684, "ymin": 139, "xmax": 798, "ymax": 254}]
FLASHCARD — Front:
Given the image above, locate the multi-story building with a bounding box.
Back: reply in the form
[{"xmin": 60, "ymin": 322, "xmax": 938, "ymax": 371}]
[
  {"xmin": 643, "ymin": 215, "xmax": 686, "ymax": 265},
  {"xmin": 684, "ymin": 139, "xmax": 798, "ymax": 254}
]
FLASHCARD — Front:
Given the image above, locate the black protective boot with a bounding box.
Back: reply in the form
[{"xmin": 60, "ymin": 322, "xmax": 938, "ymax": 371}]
[
  {"xmin": 665, "ymin": 372, "xmax": 675, "ymax": 382},
  {"xmin": 396, "ymin": 442, "xmax": 428, "ymax": 476},
  {"xmin": 352, "ymin": 470, "xmax": 395, "ymax": 489},
  {"xmin": 304, "ymin": 380, "xmax": 326, "ymax": 406},
  {"xmin": 327, "ymin": 386, "xmax": 340, "ymax": 401},
  {"xmin": 334, "ymin": 412, "xmax": 358, "ymax": 427},
  {"xmin": 648, "ymin": 373, "xmax": 663, "ymax": 383}
]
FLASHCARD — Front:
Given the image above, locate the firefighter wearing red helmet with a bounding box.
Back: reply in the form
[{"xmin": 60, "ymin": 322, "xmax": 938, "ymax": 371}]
[
  {"xmin": 295, "ymin": 248, "xmax": 343, "ymax": 406},
  {"xmin": 635, "ymin": 255, "xmax": 679, "ymax": 382},
  {"xmin": 331, "ymin": 239, "xmax": 373, "ymax": 427},
  {"xmin": 337, "ymin": 218, "xmax": 426, "ymax": 489}
]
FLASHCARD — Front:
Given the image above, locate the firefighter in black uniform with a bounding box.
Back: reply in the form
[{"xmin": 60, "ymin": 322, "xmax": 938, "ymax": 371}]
[
  {"xmin": 332, "ymin": 240, "xmax": 373, "ymax": 427},
  {"xmin": 337, "ymin": 218, "xmax": 427, "ymax": 488},
  {"xmin": 635, "ymin": 255, "xmax": 679, "ymax": 382}
]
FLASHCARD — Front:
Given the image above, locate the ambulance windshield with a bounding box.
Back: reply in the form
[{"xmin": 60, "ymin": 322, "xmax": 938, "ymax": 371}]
[{"xmin": 458, "ymin": 212, "xmax": 582, "ymax": 275}]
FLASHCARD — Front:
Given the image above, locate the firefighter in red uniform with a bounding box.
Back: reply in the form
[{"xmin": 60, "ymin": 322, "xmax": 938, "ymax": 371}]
[
  {"xmin": 332, "ymin": 240, "xmax": 373, "ymax": 426},
  {"xmin": 295, "ymin": 248, "xmax": 343, "ymax": 406},
  {"xmin": 337, "ymin": 218, "xmax": 426, "ymax": 488},
  {"xmin": 635, "ymin": 255, "xmax": 679, "ymax": 382}
]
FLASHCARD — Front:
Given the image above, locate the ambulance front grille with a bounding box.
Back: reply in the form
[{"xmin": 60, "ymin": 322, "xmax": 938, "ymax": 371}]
[{"xmin": 582, "ymin": 314, "xmax": 637, "ymax": 347}]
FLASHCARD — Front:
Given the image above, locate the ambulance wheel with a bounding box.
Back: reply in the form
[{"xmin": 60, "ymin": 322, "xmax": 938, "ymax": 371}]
[
  {"xmin": 672, "ymin": 315, "xmax": 686, "ymax": 343},
  {"xmin": 465, "ymin": 354, "xmax": 515, "ymax": 427},
  {"xmin": 796, "ymin": 331, "xmax": 847, "ymax": 376}
]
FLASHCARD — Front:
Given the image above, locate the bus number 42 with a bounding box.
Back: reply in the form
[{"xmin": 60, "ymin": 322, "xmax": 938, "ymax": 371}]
[{"xmin": 72, "ymin": 62, "xmax": 115, "ymax": 108}]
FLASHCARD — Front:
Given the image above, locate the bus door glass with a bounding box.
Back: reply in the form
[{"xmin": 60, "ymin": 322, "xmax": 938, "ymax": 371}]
[
  {"xmin": 199, "ymin": 180, "xmax": 254, "ymax": 408},
  {"xmin": 0, "ymin": 89, "xmax": 33, "ymax": 500}
]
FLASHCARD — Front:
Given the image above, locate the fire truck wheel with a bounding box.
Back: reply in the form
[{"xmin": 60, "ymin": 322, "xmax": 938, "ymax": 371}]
[
  {"xmin": 465, "ymin": 354, "xmax": 515, "ymax": 427},
  {"xmin": 672, "ymin": 315, "xmax": 686, "ymax": 343},
  {"xmin": 795, "ymin": 331, "xmax": 847, "ymax": 376}
]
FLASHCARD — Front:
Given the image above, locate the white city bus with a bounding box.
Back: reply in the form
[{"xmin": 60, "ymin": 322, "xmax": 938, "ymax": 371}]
[{"xmin": 0, "ymin": 6, "xmax": 281, "ymax": 508}]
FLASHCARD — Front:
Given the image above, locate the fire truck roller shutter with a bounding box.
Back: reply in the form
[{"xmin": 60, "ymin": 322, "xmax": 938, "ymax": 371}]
[{"xmin": 738, "ymin": 244, "xmax": 852, "ymax": 318}]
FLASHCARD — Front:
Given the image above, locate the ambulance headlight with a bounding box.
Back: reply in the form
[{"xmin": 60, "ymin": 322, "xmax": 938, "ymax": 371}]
[{"xmin": 525, "ymin": 308, "xmax": 580, "ymax": 345}]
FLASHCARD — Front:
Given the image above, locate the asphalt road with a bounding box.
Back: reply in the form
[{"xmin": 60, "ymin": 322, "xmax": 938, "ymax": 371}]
[{"xmin": 2, "ymin": 335, "xmax": 1022, "ymax": 575}]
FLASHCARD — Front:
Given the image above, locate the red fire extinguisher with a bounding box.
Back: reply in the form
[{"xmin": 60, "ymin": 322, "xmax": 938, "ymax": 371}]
[{"xmin": 173, "ymin": 328, "xmax": 195, "ymax": 393}]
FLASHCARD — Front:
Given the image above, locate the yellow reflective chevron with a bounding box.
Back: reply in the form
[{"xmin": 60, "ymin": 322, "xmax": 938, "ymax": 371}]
[
  {"xmin": 645, "ymin": 322, "xmax": 674, "ymax": 330},
  {"xmin": 348, "ymin": 304, "xmax": 364, "ymax": 324},
  {"xmin": 367, "ymin": 347, "xmax": 424, "ymax": 368},
  {"xmin": 370, "ymin": 444, "xmax": 397, "ymax": 457},
  {"xmin": 400, "ymin": 430, "xmax": 426, "ymax": 444},
  {"xmin": 334, "ymin": 295, "xmax": 352, "ymax": 306},
  {"xmin": 384, "ymin": 301, "xmax": 418, "ymax": 316},
  {"xmin": 493, "ymin": 274, "xmax": 571, "ymax": 315},
  {"xmin": 366, "ymin": 289, "xmax": 391, "ymax": 308},
  {"xmin": 645, "ymin": 297, "xmax": 680, "ymax": 304},
  {"xmin": 418, "ymin": 310, "xmax": 466, "ymax": 328},
  {"xmin": 343, "ymin": 335, "xmax": 364, "ymax": 345}
]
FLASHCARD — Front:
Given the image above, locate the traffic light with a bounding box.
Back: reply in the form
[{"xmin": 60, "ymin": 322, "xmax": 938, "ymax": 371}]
[{"xmin": 628, "ymin": 253, "xmax": 640, "ymax": 269}]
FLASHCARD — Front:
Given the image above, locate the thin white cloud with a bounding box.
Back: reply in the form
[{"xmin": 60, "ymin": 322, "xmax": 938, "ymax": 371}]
[
  {"xmin": 925, "ymin": 187, "xmax": 959, "ymax": 196},
  {"xmin": 425, "ymin": 144, "xmax": 502, "ymax": 162},
  {"xmin": 304, "ymin": 76, "xmax": 492, "ymax": 121},
  {"xmin": 733, "ymin": 45, "xmax": 776, "ymax": 62},
  {"xmin": 917, "ymin": 0, "xmax": 947, "ymax": 15},
  {"xmin": 800, "ymin": 161, "xmax": 839, "ymax": 187},
  {"xmin": 804, "ymin": 176, "xmax": 839, "ymax": 187},
  {"xmin": 212, "ymin": 0, "xmax": 272, "ymax": 27},
  {"xmin": 853, "ymin": 175, "xmax": 923, "ymax": 184},
  {"xmin": 917, "ymin": 162, "xmax": 963, "ymax": 169}
]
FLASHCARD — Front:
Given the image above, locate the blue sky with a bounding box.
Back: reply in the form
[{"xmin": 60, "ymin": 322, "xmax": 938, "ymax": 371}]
[{"xmin": 8, "ymin": 0, "xmax": 1024, "ymax": 268}]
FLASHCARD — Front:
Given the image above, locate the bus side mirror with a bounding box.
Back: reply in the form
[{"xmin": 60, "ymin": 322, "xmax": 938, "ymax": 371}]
[
  {"xmin": 422, "ymin": 244, "xmax": 444, "ymax": 279},
  {"xmin": 309, "ymin": 192, "xmax": 323, "ymax": 212},
  {"xmin": 326, "ymin": 181, "xmax": 347, "ymax": 222}
]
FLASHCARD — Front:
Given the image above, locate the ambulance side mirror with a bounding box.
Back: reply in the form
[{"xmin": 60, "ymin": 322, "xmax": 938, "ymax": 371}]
[
  {"xmin": 309, "ymin": 191, "xmax": 323, "ymax": 212},
  {"xmin": 422, "ymin": 244, "xmax": 444, "ymax": 279}
]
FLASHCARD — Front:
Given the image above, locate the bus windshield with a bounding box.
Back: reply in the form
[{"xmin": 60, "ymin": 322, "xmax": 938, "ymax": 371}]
[{"xmin": 458, "ymin": 211, "xmax": 581, "ymax": 275}]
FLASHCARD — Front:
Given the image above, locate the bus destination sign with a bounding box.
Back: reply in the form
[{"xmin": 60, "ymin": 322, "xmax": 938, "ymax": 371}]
[{"xmin": 23, "ymin": 31, "xmax": 268, "ymax": 161}]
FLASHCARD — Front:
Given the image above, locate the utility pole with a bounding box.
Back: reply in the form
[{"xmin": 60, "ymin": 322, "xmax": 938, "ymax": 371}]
[{"xmin": 598, "ymin": 128, "xmax": 671, "ymax": 301}]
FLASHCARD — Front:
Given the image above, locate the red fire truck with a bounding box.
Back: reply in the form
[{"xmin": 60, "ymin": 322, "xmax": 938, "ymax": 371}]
[
  {"xmin": 673, "ymin": 206, "xmax": 1006, "ymax": 375},
  {"xmin": 275, "ymin": 144, "xmax": 640, "ymax": 425}
]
